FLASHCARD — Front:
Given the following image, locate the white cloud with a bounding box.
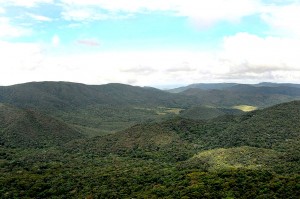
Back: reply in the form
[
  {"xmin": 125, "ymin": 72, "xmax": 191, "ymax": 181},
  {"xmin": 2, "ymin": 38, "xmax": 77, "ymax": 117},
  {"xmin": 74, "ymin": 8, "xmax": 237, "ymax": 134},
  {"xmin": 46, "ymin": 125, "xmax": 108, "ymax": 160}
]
[
  {"xmin": 261, "ymin": 3, "xmax": 300, "ymax": 36},
  {"xmin": 27, "ymin": 13, "xmax": 53, "ymax": 22},
  {"xmin": 61, "ymin": 7, "xmax": 110, "ymax": 21},
  {"xmin": 60, "ymin": 0, "xmax": 262, "ymax": 25},
  {"xmin": 0, "ymin": 17, "xmax": 31, "ymax": 38},
  {"xmin": 51, "ymin": 35, "xmax": 60, "ymax": 46},
  {"xmin": 0, "ymin": 41, "xmax": 44, "ymax": 85},
  {"xmin": 0, "ymin": 7, "xmax": 5, "ymax": 14},
  {"xmin": 176, "ymin": 0, "xmax": 261, "ymax": 27},
  {"xmin": 76, "ymin": 38, "xmax": 101, "ymax": 47},
  {"xmin": 219, "ymin": 32, "xmax": 300, "ymax": 73},
  {"xmin": 1, "ymin": 35, "xmax": 300, "ymax": 86},
  {"xmin": 0, "ymin": 0, "xmax": 53, "ymax": 7}
]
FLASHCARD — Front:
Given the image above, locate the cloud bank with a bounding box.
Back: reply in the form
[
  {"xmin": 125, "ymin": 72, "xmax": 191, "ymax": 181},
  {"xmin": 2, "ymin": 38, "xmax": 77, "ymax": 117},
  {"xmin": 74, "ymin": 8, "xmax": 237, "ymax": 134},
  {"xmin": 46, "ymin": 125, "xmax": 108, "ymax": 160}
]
[{"xmin": 1, "ymin": 0, "xmax": 300, "ymax": 86}]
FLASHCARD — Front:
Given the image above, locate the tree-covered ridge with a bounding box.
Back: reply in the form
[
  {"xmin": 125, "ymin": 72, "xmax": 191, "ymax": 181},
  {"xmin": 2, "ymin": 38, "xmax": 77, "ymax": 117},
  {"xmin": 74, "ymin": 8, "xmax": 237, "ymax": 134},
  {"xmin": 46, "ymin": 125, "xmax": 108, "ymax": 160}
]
[
  {"xmin": 0, "ymin": 82, "xmax": 196, "ymax": 111},
  {"xmin": 1, "ymin": 86, "xmax": 300, "ymax": 198},
  {"xmin": 181, "ymin": 85, "xmax": 300, "ymax": 108},
  {"xmin": 180, "ymin": 105, "xmax": 243, "ymax": 120},
  {"xmin": 1, "ymin": 81, "xmax": 300, "ymax": 136},
  {"xmin": 168, "ymin": 82, "xmax": 300, "ymax": 93},
  {"xmin": 64, "ymin": 101, "xmax": 300, "ymax": 175},
  {"xmin": 1, "ymin": 147, "xmax": 299, "ymax": 198},
  {"xmin": 0, "ymin": 104, "xmax": 83, "ymax": 148}
]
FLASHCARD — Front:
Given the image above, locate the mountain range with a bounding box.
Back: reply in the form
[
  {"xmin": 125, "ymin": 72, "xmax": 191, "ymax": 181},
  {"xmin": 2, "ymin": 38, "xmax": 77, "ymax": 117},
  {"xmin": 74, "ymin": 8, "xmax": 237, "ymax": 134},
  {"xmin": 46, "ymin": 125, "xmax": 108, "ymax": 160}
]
[
  {"xmin": 1, "ymin": 81, "xmax": 300, "ymax": 198},
  {"xmin": 168, "ymin": 82, "xmax": 300, "ymax": 93},
  {"xmin": 1, "ymin": 81, "xmax": 300, "ymax": 136}
]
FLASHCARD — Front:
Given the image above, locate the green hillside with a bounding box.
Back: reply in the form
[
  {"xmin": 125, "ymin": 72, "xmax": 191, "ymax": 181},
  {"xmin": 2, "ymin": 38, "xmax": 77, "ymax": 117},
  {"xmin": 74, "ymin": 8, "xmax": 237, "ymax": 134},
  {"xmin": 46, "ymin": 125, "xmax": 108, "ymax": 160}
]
[
  {"xmin": 181, "ymin": 85, "xmax": 300, "ymax": 108},
  {"xmin": 168, "ymin": 83, "xmax": 238, "ymax": 93},
  {"xmin": 0, "ymin": 82, "xmax": 198, "ymax": 135},
  {"xmin": 180, "ymin": 106, "xmax": 242, "ymax": 120},
  {"xmin": 0, "ymin": 82, "xmax": 195, "ymax": 111},
  {"xmin": 1, "ymin": 83, "xmax": 300, "ymax": 198},
  {"xmin": 183, "ymin": 146, "xmax": 282, "ymax": 171},
  {"xmin": 168, "ymin": 82, "xmax": 300, "ymax": 93},
  {"xmin": 1, "ymin": 101, "xmax": 300, "ymax": 198},
  {"xmin": 0, "ymin": 104, "xmax": 83, "ymax": 148},
  {"xmin": 1, "ymin": 82, "xmax": 300, "ymax": 136},
  {"xmin": 66, "ymin": 101, "xmax": 300, "ymax": 172}
]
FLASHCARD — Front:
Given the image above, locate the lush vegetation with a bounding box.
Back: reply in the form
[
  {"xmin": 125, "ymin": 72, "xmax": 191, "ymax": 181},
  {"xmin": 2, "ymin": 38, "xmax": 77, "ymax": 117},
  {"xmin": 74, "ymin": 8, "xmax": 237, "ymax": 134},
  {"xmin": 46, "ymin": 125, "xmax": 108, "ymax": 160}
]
[
  {"xmin": 0, "ymin": 104, "xmax": 83, "ymax": 148},
  {"xmin": 2, "ymin": 82, "xmax": 300, "ymax": 136},
  {"xmin": 181, "ymin": 85, "xmax": 300, "ymax": 108},
  {"xmin": 1, "ymin": 82, "xmax": 300, "ymax": 198},
  {"xmin": 1, "ymin": 147, "xmax": 299, "ymax": 198},
  {"xmin": 180, "ymin": 106, "xmax": 242, "ymax": 120}
]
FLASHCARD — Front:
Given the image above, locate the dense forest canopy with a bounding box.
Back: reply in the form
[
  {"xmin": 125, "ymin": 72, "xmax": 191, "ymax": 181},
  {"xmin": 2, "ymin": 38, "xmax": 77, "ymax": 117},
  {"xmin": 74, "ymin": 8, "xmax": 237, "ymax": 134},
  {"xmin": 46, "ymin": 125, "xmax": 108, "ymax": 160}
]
[{"xmin": 1, "ymin": 82, "xmax": 300, "ymax": 198}]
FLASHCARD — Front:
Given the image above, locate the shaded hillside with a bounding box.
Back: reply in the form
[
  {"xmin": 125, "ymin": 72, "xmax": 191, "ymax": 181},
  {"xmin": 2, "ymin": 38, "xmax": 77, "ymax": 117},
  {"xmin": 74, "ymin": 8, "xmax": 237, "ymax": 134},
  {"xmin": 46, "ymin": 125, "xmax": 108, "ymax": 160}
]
[
  {"xmin": 181, "ymin": 85, "xmax": 300, "ymax": 107},
  {"xmin": 226, "ymin": 84, "xmax": 300, "ymax": 96},
  {"xmin": 67, "ymin": 101, "xmax": 300, "ymax": 170},
  {"xmin": 0, "ymin": 103, "xmax": 83, "ymax": 148},
  {"xmin": 168, "ymin": 83, "xmax": 238, "ymax": 93},
  {"xmin": 0, "ymin": 81, "xmax": 195, "ymax": 111},
  {"xmin": 168, "ymin": 82, "xmax": 300, "ymax": 93},
  {"xmin": 180, "ymin": 106, "xmax": 242, "ymax": 120},
  {"xmin": 255, "ymin": 82, "xmax": 300, "ymax": 88},
  {"xmin": 66, "ymin": 121, "xmax": 195, "ymax": 162},
  {"xmin": 1, "ymin": 101, "xmax": 300, "ymax": 198},
  {"xmin": 217, "ymin": 101, "xmax": 300, "ymax": 150},
  {"xmin": 2, "ymin": 81, "xmax": 300, "ymax": 136},
  {"xmin": 0, "ymin": 82, "xmax": 198, "ymax": 135},
  {"xmin": 0, "ymin": 82, "xmax": 196, "ymax": 136}
]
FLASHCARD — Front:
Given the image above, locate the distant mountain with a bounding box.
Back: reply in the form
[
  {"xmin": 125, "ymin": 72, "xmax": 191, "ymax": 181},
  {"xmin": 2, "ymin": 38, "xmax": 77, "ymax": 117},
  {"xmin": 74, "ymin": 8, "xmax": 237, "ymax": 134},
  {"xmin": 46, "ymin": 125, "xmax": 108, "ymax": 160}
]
[
  {"xmin": 168, "ymin": 83, "xmax": 238, "ymax": 93},
  {"xmin": 0, "ymin": 81, "xmax": 194, "ymax": 111},
  {"xmin": 1, "ymin": 81, "xmax": 300, "ymax": 136},
  {"xmin": 0, "ymin": 82, "xmax": 199, "ymax": 135},
  {"xmin": 168, "ymin": 82, "xmax": 300, "ymax": 93},
  {"xmin": 181, "ymin": 85, "xmax": 300, "ymax": 108},
  {"xmin": 255, "ymin": 82, "xmax": 300, "ymax": 88},
  {"xmin": 0, "ymin": 103, "xmax": 83, "ymax": 148}
]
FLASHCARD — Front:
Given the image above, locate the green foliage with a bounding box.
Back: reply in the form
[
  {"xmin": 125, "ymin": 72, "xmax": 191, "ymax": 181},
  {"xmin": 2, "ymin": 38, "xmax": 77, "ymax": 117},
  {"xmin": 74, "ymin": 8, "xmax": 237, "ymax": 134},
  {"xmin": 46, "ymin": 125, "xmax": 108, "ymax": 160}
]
[
  {"xmin": 181, "ymin": 85, "xmax": 300, "ymax": 108},
  {"xmin": 1, "ymin": 147, "xmax": 299, "ymax": 199},
  {"xmin": 1, "ymin": 82, "xmax": 300, "ymax": 198},
  {"xmin": 180, "ymin": 106, "xmax": 242, "ymax": 120},
  {"xmin": 0, "ymin": 104, "xmax": 83, "ymax": 148},
  {"xmin": 184, "ymin": 146, "xmax": 283, "ymax": 171}
]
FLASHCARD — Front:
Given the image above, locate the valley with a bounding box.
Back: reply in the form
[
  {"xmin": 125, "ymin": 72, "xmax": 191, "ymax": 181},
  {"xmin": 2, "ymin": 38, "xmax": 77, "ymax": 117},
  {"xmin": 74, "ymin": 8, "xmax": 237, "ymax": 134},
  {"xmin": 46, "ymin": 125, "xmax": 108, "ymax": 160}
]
[{"xmin": 1, "ymin": 82, "xmax": 300, "ymax": 198}]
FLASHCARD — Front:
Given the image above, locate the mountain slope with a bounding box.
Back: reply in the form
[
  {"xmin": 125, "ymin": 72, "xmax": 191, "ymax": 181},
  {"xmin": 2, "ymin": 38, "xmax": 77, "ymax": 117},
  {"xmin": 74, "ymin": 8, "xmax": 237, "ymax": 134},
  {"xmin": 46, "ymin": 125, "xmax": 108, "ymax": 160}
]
[
  {"xmin": 66, "ymin": 121, "xmax": 195, "ymax": 162},
  {"xmin": 181, "ymin": 85, "xmax": 300, "ymax": 108},
  {"xmin": 1, "ymin": 101, "xmax": 300, "ymax": 198},
  {"xmin": 168, "ymin": 82, "xmax": 300, "ymax": 93},
  {"xmin": 0, "ymin": 81, "xmax": 195, "ymax": 111},
  {"xmin": 180, "ymin": 106, "xmax": 242, "ymax": 120},
  {"xmin": 67, "ymin": 101, "xmax": 300, "ymax": 171},
  {"xmin": 168, "ymin": 83, "xmax": 238, "ymax": 93},
  {"xmin": 0, "ymin": 103, "xmax": 83, "ymax": 148},
  {"xmin": 0, "ymin": 82, "xmax": 200, "ymax": 135}
]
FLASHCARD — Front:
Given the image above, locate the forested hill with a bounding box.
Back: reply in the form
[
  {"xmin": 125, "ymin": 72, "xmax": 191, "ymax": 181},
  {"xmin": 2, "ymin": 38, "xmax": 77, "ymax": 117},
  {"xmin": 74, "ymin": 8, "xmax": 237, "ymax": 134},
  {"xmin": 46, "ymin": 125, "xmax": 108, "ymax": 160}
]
[
  {"xmin": 1, "ymin": 100, "xmax": 300, "ymax": 198},
  {"xmin": 2, "ymin": 81, "xmax": 300, "ymax": 112},
  {"xmin": 0, "ymin": 81, "xmax": 196, "ymax": 111},
  {"xmin": 1, "ymin": 81, "xmax": 300, "ymax": 136},
  {"xmin": 180, "ymin": 85, "xmax": 300, "ymax": 107},
  {"xmin": 67, "ymin": 100, "xmax": 300, "ymax": 168},
  {"xmin": 0, "ymin": 103, "xmax": 83, "ymax": 148},
  {"xmin": 168, "ymin": 82, "xmax": 300, "ymax": 93}
]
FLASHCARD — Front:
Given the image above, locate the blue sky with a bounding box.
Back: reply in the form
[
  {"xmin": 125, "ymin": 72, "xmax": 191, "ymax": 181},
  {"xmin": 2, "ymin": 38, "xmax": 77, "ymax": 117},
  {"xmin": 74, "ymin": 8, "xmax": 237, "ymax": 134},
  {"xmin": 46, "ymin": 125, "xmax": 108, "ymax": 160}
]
[{"xmin": 1, "ymin": 0, "xmax": 300, "ymax": 87}]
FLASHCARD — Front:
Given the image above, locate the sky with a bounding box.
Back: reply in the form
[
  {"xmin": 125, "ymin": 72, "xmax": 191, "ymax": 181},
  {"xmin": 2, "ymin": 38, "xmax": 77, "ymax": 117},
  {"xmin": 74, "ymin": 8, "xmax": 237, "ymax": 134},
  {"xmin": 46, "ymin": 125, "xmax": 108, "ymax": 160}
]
[{"xmin": 1, "ymin": 0, "xmax": 300, "ymax": 88}]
